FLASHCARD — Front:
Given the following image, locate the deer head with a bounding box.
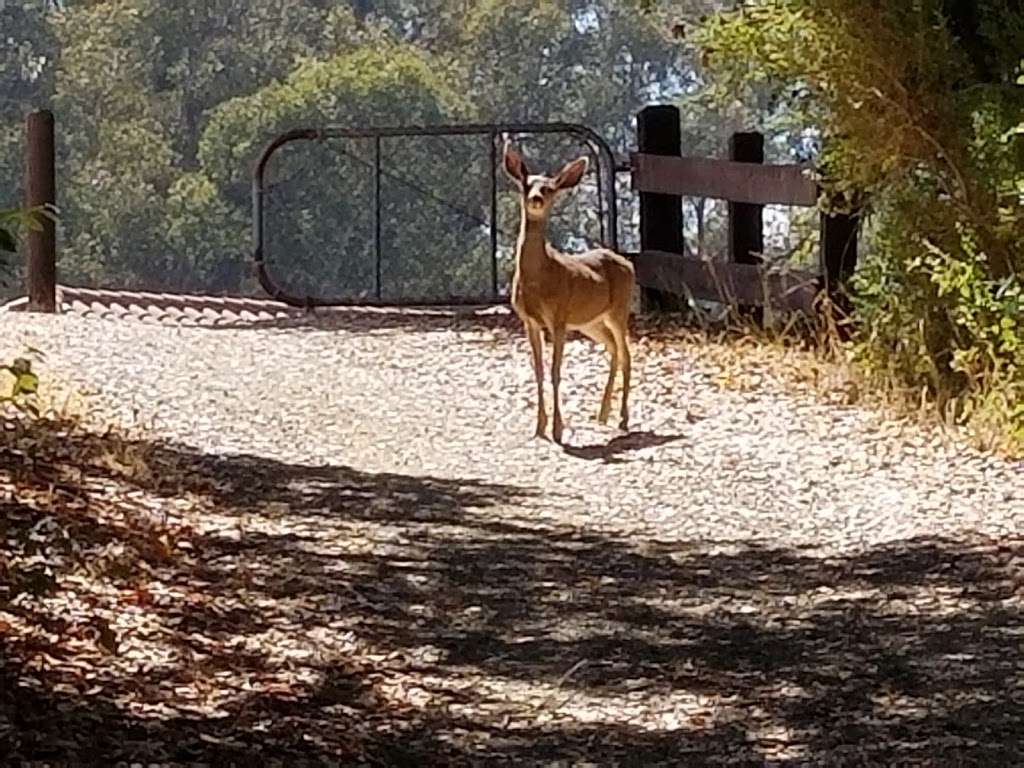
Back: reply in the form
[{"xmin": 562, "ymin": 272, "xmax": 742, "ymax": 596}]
[{"xmin": 502, "ymin": 142, "xmax": 588, "ymax": 222}]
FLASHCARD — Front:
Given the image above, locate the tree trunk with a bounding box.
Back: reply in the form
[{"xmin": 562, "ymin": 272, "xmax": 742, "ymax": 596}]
[{"xmin": 943, "ymin": 0, "xmax": 1020, "ymax": 83}]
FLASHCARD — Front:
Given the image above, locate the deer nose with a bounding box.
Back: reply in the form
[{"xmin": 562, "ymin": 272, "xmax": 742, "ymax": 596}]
[{"xmin": 527, "ymin": 193, "xmax": 544, "ymax": 205}]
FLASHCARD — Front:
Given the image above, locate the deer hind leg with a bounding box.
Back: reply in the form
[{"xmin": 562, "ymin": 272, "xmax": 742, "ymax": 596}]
[
  {"xmin": 582, "ymin": 322, "xmax": 618, "ymax": 425},
  {"xmin": 526, "ymin": 322, "xmax": 547, "ymax": 439},
  {"xmin": 609, "ymin": 316, "xmax": 631, "ymax": 432},
  {"xmin": 549, "ymin": 323, "xmax": 567, "ymax": 444}
]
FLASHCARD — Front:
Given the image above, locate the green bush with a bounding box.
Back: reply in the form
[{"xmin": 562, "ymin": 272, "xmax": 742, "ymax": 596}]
[
  {"xmin": 2, "ymin": 357, "xmax": 40, "ymax": 418},
  {"xmin": 1, "ymin": 205, "xmax": 50, "ymax": 285},
  {"xmin": 692, "ymin": 1, "xmax": 1024, "ymax": 450},
  {"xmin": 1, "ymin": 207, "xmax": 24, "ymax": 255}
]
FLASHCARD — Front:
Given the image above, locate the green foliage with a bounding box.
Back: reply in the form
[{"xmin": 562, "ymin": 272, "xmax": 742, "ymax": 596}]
[
  {"xmin": 165, "ymin": 173, "xmax": 250, "ymax": 293},
  {"xmin": 199, "ymin": 44, "xmax": 468, "ymax": 190},
  {"xmin": 0, "ymin": 207, "xmax": 50, "ymax": 254},
  {"xmin": 0, "ymin": 205, "xmax": 55, "ymax": 286},
  {"xmin": 2, "ymin": 0, "xmax": 689, "ymax": 300},
  {"xmin": 198, "ymin": 44, "xmax": 481, "ymax": 299},
  {"xmin": 852, "ymin": 214, "xmax": 1024, "ymax": 444},
  {"xmin": 692, "ymin": 1, "xmax": 1024, "ymax": 448},
  {"xmin": 0, "ymin": 212, "xmax": 19, "ymax": 254},
  {"xmin": 2, "ymin": 357, "xmax": 41, "ymax": 418}
]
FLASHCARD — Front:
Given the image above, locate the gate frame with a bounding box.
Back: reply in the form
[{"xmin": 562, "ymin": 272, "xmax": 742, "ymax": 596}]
[{"xmin": 251, "ymin": 123, "xmax": 620, "ymax": 308}]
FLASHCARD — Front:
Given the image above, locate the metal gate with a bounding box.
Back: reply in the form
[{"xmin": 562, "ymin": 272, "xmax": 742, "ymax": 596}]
[{"xmin": 251, "ymin": 123, "xmax": 619, "ymax": 308}]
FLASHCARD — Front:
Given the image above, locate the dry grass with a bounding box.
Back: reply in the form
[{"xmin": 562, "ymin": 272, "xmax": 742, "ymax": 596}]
[{"xmin": 634, "ymin": 297, "xmax": 1024, "ymax": 461}]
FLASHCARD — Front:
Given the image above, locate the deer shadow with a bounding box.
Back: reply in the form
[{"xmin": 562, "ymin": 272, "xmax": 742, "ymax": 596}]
[{"xmin": 561, "ymin": 430, "xmax": 685, "ymax": 463}]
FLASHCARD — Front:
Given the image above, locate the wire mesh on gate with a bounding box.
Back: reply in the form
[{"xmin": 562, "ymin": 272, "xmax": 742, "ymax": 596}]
[{"xmin": 253, "ymin": 123, "xmax": 620, "ymax": 308}]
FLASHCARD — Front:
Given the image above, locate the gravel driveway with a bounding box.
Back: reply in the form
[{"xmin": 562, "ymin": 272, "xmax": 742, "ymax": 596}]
[{"xmin": 2, "ymin": 291, "xmax": 1023, "ymax": 766}]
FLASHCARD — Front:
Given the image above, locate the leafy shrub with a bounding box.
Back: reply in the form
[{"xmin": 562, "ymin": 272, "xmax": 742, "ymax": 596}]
[
  {"xmin": 2, "ymin": 357, "xmax": 40, "ymax": 418},
  {"xmin": 1, "ymin": 204, "xmax": 57, "ymax": 280},
  {"xmin": 1, "ymin": 207, "xmax": 24, "ymax": 257},
  {"xmin": 692, "ymin": 2, "xmax": 1024, "ymax": 450}
]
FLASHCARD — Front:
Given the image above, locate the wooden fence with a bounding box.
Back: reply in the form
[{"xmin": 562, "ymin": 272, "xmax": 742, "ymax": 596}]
[
  {"xmin": 629, "ymin": 104, "xmax": 859, "ymax": 316},
  {"xmin": 17, "ymin": 106, "xmax": 859, "ymax": 318}
]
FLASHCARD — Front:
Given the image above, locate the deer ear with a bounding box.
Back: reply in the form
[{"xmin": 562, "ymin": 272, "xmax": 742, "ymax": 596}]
[
  {"xmin": 502, "ymin": 142, "xmax": 528, "ymax": 187},
  {"xmin": 555, "ymin": 156, "xmax": 588, "ymax": 190}
]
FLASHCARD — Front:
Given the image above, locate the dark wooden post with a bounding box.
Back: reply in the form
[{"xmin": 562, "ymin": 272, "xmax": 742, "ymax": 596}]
[
  {"xmin": 728, "ymin": 132, "xmax": 764, "ymax": 321},
  {"xmin": 821, "ymin": 208, "xmax": 859, "ymax": 318},
  {"xmin": 636, "ymin": 105, "xmax": 684, "ymax": 312},
  {"xmin": 728, "ymin": 132, "xmax": 764, "ymax": 267},
  {"xmin": 25, "ymin": 110, "xmax": 56, "ymax": 313}
]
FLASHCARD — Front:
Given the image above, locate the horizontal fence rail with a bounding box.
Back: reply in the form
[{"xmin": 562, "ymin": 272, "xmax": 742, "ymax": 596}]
[
  {"xmin": 629, "ymin": 249, "xmax": 820, "ymax": 313},
  {"xmin": 630, "ymin": 152, "xmax": 819, "ymax": 207}
]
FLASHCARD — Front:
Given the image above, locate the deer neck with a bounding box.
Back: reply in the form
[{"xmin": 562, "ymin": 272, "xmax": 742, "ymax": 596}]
[{"xmin": 515, "ymin": 213, "xmax": 552, "ymax": 279}]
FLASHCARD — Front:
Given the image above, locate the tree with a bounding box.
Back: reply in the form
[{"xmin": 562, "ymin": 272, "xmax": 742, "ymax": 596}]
[
  {"xmin": 1, "ymin": 0, "xmax": 731, "ymax": 298},
  {"xmin": 689, "ymin": 0, "xmax": 1024, "ymax": 442},
  {"xmin": 0, "ymin": 2, "xmax": 55, "ymax": 213},
  {"xmin": 197, "ymin": 43, "xmax": 477, "ymax": 300}
]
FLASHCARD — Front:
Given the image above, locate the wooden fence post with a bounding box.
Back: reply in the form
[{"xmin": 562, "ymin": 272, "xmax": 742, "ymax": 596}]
[
  {"xmin": 25, "ymin": 109, "xmax": 57, "ymax": 313},
  {"xmin": 821, "ymin": 208, "xmax": 859, "ymax": 319},
  {"xmin": 728, "ymin": 132, "xmax": 764, "ymax": 266},
  {"xmin": 728, "ymin": 132, "xmax": 765, "ymax": 321},
  {"xmin": 636, "ymin": 105, "xmax": 683, "ymax": 312}
]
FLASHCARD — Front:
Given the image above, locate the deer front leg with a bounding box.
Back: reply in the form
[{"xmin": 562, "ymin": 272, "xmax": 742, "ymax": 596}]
[
  {"xmin": 611, "ymin": 320, "xmax": 631, "ymax": 432},
  {"xmin": 526, "ymin": 322, "xmax": 547, "ymax": 439},
  {"xmin": 550, "ymin": 323, "xmax": 567, "ymax": 444}
]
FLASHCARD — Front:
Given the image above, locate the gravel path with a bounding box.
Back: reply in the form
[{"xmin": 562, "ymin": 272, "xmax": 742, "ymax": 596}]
[{"xmin": 2, "ymin": 300, "xmax": 1023, "ymax": 765}]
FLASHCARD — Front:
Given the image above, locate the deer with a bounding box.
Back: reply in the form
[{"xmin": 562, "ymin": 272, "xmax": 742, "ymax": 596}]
[{"xmin": 502, "ymin": 141, "xmax": 635, "ymax": 445}]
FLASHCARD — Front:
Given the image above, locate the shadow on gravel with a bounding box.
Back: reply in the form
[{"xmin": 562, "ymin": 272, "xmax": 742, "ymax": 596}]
[
  {"xmin": 2, "ymin": 419, "xmax": 1022, "ymax": 766},
  {"xmin": 562, "ymin": 430, "xmax": 686, "ymax": 463}
]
